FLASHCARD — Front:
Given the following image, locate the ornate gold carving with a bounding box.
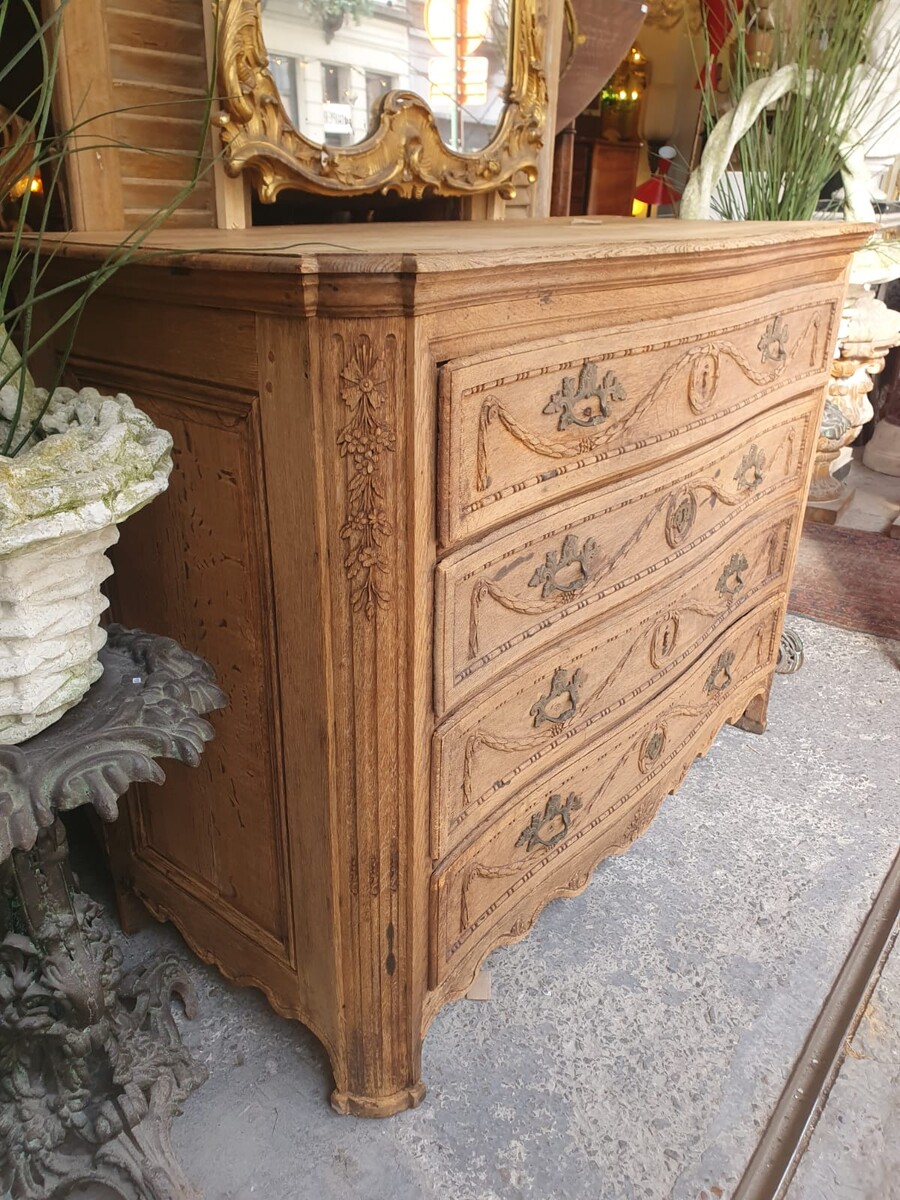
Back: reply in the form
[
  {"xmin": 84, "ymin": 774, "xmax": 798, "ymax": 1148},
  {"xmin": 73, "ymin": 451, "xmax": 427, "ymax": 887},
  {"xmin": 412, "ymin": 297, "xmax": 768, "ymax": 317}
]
[
  {"xmin": 542, "ymin": 363, "xmax": 626, "ymax": 431},
  {"xmin": 215, "ymin": 0, "xmax": 548, "ymax": 201},
  {"xmin": 645, "ymin": 0, "xmax": 703, "ymax": 32},
  {"xmin": 337, "ymin": 335, "xmax": 395, "ymax": 619}
]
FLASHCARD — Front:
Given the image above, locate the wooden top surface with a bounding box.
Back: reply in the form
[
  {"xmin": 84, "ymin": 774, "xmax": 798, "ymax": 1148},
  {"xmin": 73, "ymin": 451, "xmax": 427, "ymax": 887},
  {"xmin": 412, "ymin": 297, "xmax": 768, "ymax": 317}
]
[{"xmin": 28, "ymin": 217, "xmax": 871, "ymax": 276}]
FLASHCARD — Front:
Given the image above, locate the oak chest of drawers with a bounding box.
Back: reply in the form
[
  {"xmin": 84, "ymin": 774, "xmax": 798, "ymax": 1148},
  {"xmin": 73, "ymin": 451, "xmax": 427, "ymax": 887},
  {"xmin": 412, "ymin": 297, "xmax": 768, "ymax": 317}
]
[{"xmin": 46, "ymin": 218, "xmax": 867, "ymax": 1116}]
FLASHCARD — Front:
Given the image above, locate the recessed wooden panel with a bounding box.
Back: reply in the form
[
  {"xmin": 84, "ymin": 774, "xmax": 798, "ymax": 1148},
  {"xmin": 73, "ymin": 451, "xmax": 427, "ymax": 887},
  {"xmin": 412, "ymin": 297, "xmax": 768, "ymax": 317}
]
[
  {"xmin": 66, "ymin": 298, "xmax": 257, "ymax": 390},
  {"xmin": 435, "ymin": 400, "xmax": 814, "ymax": 717},
  {"xmin": 103, "ymin": 379, "xmax": 293, "ymax": 959},
  {"xmin": 439, "ymin": 285, "xmax": 837, "ymax": 547}
]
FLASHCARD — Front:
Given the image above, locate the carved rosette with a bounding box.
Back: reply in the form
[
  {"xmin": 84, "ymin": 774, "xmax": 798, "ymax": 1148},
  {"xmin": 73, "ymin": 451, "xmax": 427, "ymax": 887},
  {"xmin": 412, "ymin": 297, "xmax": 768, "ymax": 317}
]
[
  {"xmin": 215, "ymin": 0, "xmax": 547, "ymax": 200},
  {"xmin": 336, "ymin": 335, "xmax": 396, "ymax": 620}
]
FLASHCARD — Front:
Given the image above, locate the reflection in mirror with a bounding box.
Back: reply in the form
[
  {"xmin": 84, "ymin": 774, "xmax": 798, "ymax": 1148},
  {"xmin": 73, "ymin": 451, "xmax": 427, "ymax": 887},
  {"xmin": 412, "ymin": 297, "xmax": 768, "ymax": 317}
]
[{"xmin": 261, "ymin": 0, "xmax": 511, "ymax": 155}]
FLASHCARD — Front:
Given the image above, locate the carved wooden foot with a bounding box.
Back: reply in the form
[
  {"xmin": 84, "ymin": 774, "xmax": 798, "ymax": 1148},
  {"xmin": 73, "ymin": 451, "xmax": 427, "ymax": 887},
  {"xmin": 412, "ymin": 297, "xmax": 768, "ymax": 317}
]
[
  {"xmin": 330, "ymin": 1081, "xmax": 427, "ymax": 1119},
  {"xmin": 0, "ymin": 820, "xmax": 206, "ymax": 1199},
  {"xmin": 775, "ymin": 627, "xmax": 805, "ymax": 675},
  {"xmin": 732, "ymin": 688, "xmax": 770, "ymax": 735}
]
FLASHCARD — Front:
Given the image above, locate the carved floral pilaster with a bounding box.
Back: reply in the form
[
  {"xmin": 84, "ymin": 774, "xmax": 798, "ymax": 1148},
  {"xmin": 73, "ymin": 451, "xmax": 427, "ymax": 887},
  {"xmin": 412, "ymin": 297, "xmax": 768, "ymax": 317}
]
[{"xmin": 337, "ymin": 335, "xmax": 396, "ymax": 619}]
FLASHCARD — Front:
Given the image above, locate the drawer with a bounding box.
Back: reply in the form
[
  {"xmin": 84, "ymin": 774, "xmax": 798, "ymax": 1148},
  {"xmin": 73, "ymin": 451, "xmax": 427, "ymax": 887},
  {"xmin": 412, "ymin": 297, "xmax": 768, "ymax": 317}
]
[
  {"xmin": 438, "ymin": 284, "xmax": 838, "ymax": 547},
  {"xmin": 435, "ymin": 397, "xmax": 815, "ymax": 716},
  {"xmin": 430, "ymin": 596, "xmax": 784, "ymax": 988},
  {"xmin": 432, "ymin": 501, "xmax": 796, "ymax": 858}
]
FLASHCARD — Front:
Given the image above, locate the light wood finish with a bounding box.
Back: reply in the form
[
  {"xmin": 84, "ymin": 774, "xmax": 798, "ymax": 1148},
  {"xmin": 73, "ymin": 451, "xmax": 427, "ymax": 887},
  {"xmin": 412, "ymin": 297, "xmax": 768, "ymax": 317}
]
[
  {"xmin": 432, "ymin": 502, "xmax": 797, "ymax": 858},
  {"xmin": 431, "ymin": 593, "xmax": 785, "ymax": 989},
  {"xmin": 25, "ymin": 217, "xmax": 867, "ymax": 1117},
  {"xmin": 436, "ymin": 400, "xmax": 816, "ymax": 713},
  {"xmin": 439, "ymin": 285, "xmax": 837, "ymax": 546},
  {"xmin": 107, "ymin": 0, "xmax": 215, "ymax": 229},
  {"xmin": 44, "ymin": 0, "xmax": 125, "ymax": 230},
  {"xmin": 45, "ymin": 0, "xmax": 216, "ymax": 230}
]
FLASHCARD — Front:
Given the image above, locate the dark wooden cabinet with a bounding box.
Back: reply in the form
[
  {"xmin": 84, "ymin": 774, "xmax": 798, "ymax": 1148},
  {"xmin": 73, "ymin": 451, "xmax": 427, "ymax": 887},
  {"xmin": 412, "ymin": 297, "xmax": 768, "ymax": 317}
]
[{"xmin": 570, "ymin": 138, "xmax": 643, "ymax": 217}]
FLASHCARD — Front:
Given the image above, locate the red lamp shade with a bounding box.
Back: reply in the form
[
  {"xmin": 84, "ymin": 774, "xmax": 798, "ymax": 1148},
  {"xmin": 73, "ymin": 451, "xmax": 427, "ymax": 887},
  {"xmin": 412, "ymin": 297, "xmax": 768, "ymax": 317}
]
[
  {"xmin": 634, "ymin": 175, "xmax": 682, "ymax": 206},
  {"xmin": 634, "ymin": 149, "xmax": 681, "ymax": 209}
]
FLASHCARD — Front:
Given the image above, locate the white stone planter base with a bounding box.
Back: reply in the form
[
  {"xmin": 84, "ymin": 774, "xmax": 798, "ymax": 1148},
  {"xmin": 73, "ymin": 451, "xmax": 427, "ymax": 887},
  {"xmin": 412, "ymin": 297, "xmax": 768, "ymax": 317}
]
[
  {"xmin": 862, "ymin": 420, "xmax": 900, "ymax": 477},
  {"xmin": 0, "ymin": 525, "xmax": 119, "ymax": 744},
  {"xmin": 0, "ymin": 379, "xmax": 173, "ymax": 745}
]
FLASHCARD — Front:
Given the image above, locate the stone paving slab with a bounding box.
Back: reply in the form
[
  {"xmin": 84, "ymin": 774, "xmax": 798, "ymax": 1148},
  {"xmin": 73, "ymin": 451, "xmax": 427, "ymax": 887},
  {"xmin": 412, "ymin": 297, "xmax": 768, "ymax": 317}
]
[
  {"xmin": 786, "ymin": 934, "xmax": 900, "ymax": 1200},
  {"xmin": 100, "ymin": 616, "xmax": 900, "ymax": 1200}
]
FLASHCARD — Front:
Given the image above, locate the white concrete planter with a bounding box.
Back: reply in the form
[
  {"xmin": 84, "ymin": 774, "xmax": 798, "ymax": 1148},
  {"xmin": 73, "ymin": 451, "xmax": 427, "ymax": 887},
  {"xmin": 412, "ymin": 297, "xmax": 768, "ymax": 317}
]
[{"xmin": 0, "ymin": 385, "xmax": 172, "ymax": 743}]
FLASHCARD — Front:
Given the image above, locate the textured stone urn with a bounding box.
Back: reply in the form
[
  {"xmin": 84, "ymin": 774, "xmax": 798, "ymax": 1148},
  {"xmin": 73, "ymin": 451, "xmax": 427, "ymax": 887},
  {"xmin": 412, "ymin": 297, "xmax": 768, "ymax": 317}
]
[
  {"xmin": 807, "ymin": 291, "xmax": 900, "ymax": 520},
  {"xmin": 0, "ymin": 368, "xmax": 172, "ymax": 744}
]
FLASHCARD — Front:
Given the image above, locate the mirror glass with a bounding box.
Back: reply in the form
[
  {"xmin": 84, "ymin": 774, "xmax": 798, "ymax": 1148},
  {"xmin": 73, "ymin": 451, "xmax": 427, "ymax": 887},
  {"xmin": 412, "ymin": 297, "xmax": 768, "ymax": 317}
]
[{"xmin": 261, "ymin": 0, "xmax": 511, "ymax": 155}]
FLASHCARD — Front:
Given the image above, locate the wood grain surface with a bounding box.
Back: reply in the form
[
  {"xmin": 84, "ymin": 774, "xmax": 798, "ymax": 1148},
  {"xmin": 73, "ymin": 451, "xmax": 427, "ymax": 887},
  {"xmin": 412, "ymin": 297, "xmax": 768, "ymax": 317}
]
[{"xmin": 21, "ymin": 217, "xmax": 867, "ymax": 1116}]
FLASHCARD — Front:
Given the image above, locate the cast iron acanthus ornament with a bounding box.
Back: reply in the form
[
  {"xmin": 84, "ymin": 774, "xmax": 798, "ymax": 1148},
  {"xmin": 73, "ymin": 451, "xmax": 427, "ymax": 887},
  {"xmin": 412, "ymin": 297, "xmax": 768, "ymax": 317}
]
[{"xmin": 0, "ymin": 626, "xmax": 227, "ymax": 1200}]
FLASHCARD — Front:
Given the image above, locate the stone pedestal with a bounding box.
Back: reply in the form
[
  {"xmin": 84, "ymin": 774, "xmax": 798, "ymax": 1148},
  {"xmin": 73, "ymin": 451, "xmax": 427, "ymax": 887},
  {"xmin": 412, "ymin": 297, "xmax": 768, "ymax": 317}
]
[
  {"xmin": 863, "ymin": 335, "xmax": 900, "ymax": 476},
  {"xmin": 807, "ymin": 293, "xmax": 900, "ymax": 523}
]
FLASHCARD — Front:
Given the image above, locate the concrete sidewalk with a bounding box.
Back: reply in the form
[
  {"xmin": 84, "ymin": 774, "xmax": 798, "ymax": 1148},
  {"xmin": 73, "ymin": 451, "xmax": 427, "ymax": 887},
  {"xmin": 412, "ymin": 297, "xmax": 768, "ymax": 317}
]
[{"xmin": 100, "ymin": 616, "xmax": 900, "ymax": 1200}]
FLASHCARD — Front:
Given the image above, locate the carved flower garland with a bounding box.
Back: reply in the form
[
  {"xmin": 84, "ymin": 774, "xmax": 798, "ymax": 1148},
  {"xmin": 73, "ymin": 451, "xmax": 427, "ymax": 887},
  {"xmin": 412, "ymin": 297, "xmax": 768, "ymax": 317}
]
[{"xmin": 337, "ymin": 336, "xmax": 395, "ymax": 619}]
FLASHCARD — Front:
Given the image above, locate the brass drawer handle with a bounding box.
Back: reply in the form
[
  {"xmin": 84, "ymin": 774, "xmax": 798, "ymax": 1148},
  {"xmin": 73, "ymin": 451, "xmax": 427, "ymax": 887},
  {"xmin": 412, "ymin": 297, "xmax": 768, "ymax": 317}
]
[
  {"xmin": 516, "ymin": 792, "xmax": 583, "ymax": 853},
  {"xmin": 531, "ymin": 667, "xmax": 584, "ymax": 728},
  {"xmin": 716, "ymin": 552, "xmax": 749, "ymax": 597},
  {"xmin": 758, "ymin": 315, "xmax": 788, "ymax": 364},
  {"xmin": 705, "ymin": 650, "xmax": 735, "ymax": 694},
  {"xmin": 734, "ymin": 445, "xmax": 767, "ymax": 491},
  {"xmin": 529, "ymin": 533, "xmax": 596, "ymax": 598},
  {"xmin": 542, "ymin": 362, "xmax": 626, "ymax": 431}
]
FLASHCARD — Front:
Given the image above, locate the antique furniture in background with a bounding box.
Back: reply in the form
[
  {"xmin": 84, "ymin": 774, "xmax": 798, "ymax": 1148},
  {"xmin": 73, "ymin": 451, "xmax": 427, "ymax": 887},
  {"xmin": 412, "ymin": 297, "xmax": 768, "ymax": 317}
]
[
  {"xmin": 555, "ymin": 0, "xmax": 647, "ymax": 131},
  {"xmin": 0, "ymin": 627, "xmax": 225, "ymax": 1200},
  {"xmin": 570, "ymin": 138, "xmax": 643, "ymax": 216},
  {"xmin": 553, "ymin": 37, "xmax": 649, "ymax": 217},
  {"xmin": 33, "ymin": 218, "xmax": 866, "ymax": 1117}
]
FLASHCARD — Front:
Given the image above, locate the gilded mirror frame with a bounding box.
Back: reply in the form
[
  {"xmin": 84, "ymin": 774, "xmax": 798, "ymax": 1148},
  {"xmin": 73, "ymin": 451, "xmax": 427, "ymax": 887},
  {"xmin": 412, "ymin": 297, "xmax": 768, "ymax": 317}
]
[{"xmin": 214, "ymin": 0, "xmax": 548, "ymax": 201}]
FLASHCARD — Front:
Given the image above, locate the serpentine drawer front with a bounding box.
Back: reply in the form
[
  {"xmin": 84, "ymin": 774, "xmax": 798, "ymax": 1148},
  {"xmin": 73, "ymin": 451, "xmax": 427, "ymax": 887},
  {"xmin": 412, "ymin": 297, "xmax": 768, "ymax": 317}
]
[
  {"xmin": 439, "ymin": 283, "xmax": 838, "ymax": 547},
  {"xmin": 431, "ymin": 502, "xmax": 797, "ymax": 859},
  {"xmin": 430, "ymin": 597, "xmax": 784, "ymax": 988},
  {"xmin": 435, "ymin": 398, "xmax": 815, "ymax": 716},
  {"xmin": 61, "ymin": 219, "xmax": 865, "ymax": 1117}
]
